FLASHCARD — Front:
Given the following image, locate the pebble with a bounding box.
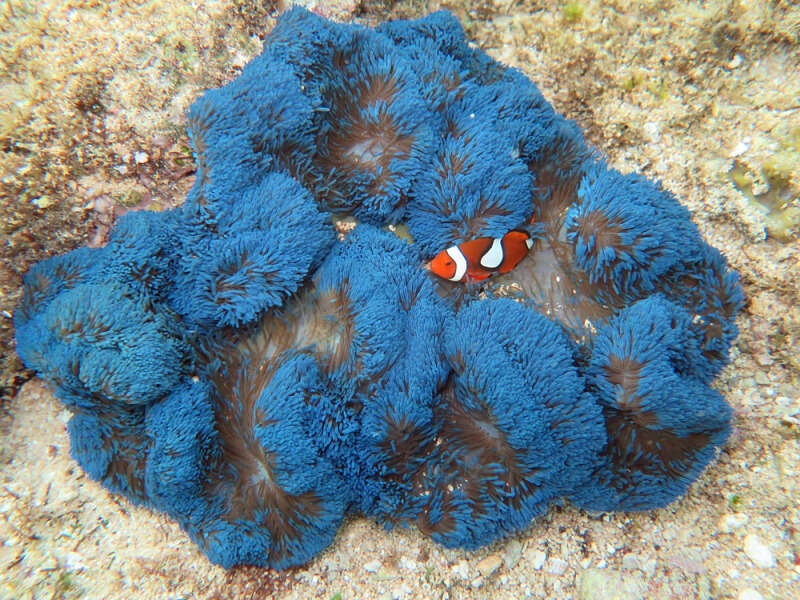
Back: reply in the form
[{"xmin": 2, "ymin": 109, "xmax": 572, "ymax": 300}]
[
  {"xmin": 32, "ymin": 196, "xmax": 55, "ymax": 209},
  {"xmin": 643, "ymin": 122, "xmax": 661, "ymax": 142},
  {"xmin": 755, "ymin": 352, "xmax": 773, "ymax": 367},
  {"xmin": 504, "ymin": 539, "xmax": 522, "ymax": 569},
  {"xmin": 476, "ymin": 554, "xmax": 503, "ymax": 577},
  {"xmin": 545, "ymin": 558, "xmax": 568, "ymax": 575},
  {"xmin": 729, "ymin": 137, "xmax": 751, "ymax": 158},
  {"xmin": 718, "ymin": 513, "xmax": 749, "ymax": 533},
  {"xmin": 621, "ymin": 554, "xmax": 640, "ymax": 571},
  {"xmin": 388, "ymin": 583, "xmax": 411, "ymax": 599},
  {"xmin": 134, "ymin": 151, "xmax": 149, "ymax": 164},
  {"xmin": 364, "ymin": 559, "xmax": 381, "ymax": 573},
  {"xmin": 577, "ymin": 568, "xmax": 646, "ymax": 600},
  {"xmin": 450, "ymin": 560, "xmax": 470, "ymax": 581},
  {"xmin": 399, "ymin": 556, "xmax": 418, "ymax": 572},
  {"xmin": 743, "ymin": 534, "xmax": 775, "ymax": 568},
  {"xmin": 741, "ymin": 377, "xmax": 757, "ymax": 390},
  {"xmin": 738, "ymin": 589, "xmax": 764, "ymax": 600},
  {"xmin": 530, "ymin": 550, "xmax": 547, "ymax": 570},
  {"xmin": 728, "ymin": 54, "xmax": 743, "ymax": 69},
  {"xmin": 642, "ymin": 558, "xmax": 657, "ymax": 577}
]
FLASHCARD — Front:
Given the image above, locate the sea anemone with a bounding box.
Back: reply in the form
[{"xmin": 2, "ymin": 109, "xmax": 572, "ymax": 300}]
[{"xmin": 13, "ymin": 7, "xmax": 743, "ymax": 570}]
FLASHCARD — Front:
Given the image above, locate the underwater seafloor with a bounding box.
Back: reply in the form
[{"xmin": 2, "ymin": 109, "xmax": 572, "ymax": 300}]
[{"xmin": 1, "ymin": 1, "xmax": 798, "ymax": 599}]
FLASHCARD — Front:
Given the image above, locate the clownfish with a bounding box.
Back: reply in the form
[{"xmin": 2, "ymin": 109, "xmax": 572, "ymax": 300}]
[{"xmin": 426, "ymin": 228, "xmax": 534, "ymax": 283}]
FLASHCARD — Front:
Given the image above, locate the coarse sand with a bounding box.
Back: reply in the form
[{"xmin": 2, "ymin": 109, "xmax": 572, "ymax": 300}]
[{"xmin": 1, "ymin": 1, "xmax": 798, "ymax": 599}]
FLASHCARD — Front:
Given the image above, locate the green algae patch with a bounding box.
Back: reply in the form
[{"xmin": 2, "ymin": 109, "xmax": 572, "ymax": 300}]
[{"xmin": 729, "ymin": 159, "xmax": 800, "ymax": 243}]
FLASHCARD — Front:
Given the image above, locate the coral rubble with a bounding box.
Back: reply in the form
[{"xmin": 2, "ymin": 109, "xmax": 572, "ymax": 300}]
[{"xmin": 14, "ymin": 8, "xmax": 743, "ymax": 569}]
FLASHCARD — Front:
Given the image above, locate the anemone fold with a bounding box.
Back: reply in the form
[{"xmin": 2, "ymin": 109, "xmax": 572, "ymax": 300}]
[{"xmin": 569, "ymin": 296, "xmax": 733, "ymax": 512}]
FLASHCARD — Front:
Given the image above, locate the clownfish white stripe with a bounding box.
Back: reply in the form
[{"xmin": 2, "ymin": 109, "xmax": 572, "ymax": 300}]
[
  {"xmin": 446, "ymin": 246, "xmax": 467, "ymax": 282},
  {"xmin": 479, "ymin": 238, "xmax": 504, "ymax": 269}
]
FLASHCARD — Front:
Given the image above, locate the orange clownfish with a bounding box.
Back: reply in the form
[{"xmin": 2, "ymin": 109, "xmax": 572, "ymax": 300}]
[{"xmin": 427, "ymin": 229, "xmax": 534, "ymax": 283}]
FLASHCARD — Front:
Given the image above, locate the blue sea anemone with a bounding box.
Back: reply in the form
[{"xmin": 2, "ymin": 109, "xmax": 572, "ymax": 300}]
[{"xmin": 13, "ymin": 7, "xmax": 743, "ymax": 569}]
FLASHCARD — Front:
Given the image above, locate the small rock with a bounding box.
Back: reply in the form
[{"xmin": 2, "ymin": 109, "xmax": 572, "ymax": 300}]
[
  {"xmin": 577, "ymin": 568, "xmax": 647, "ymax": 600},
  {"xmin": 642, "ymin": 558, "xmax": 657, "ymax": 577},
  {"xmin": 450, "ymin": 560, "xmax": 470, "ymax": 581},
  {"xmin": 738, "ymin": 589, "xmax": 764, "ymax": 600},
  {"xmin": 743, "ymin": 534, "xmax": 775, "ymax": 568},
  {"xmin": 751, "ymin": 177, "xmax": 769, "ymax": 196},
  {"xmin": 545, "ymin": 558, "xmax": 568, "ymax": 575},
  {"xmin": 755, "ymin": 352, "xmax": 773, "ymax": 367},
  {"xmin": 754, "ymin": 371, "xmax": 770, "ymax": 386},
  {"xmin": 669, "ymin": 552, "xmax": 706, "ymax": 575},
  {"xmin": 740, "ymin": 377, "xmax": 757, "ymax": 389},
  {"xmin": 476, "ymin": 554, "xmax": 503, "ymax": 577},
  {"xmin": 729, "ymin": 138, "xmax": 751, "ymax": 158},
  {"xmin": 399, "ymin": 556, "xmax": 418, "ymax": 571},
  {"xmin": 32, "ymin": 196, "xmax": 55, "ymax": 209},
  {"xmin": 134, "ymin": 151, "xmax": 149, "ymax": 164},
  {"xmin": 471, "ymin": 575, "xmax": 484, "ymax": 589},
  {"xmin": 152, "ymin": 135, "xmax": 171, "ymax": 149},
  {"xmin": 364, "ymin": 559, "xmax": 382, "ymax": 573},
  {"xmin": 642, "ymin": 122, "xmax": 660, "ymax": 143},
  {"xmin": 728, "ymin": 54, "xmax": 743, "ymax": 69},
  {"xmin": 621, "ymin": 554, "xmax": 640, "ymax": 571},
  {"xmin": 504, "ymin": 539, "xmax": 522, "ymax": 569},
  {"xmin": 719, "ymin": 513, "xmax": 749, "ymax": 533},
  {"xmin": 530, "ymin": 550, "xmax": 547, "ymax": 570},
  {"xmin": 390, "ymin": 583, "xmax": 411, "ymax": 599}
]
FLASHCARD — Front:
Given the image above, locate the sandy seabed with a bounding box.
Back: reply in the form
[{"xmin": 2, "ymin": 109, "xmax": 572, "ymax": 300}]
[{"xmin": 1, "ymin": 1, "xmax": 798, "ymax": 599}]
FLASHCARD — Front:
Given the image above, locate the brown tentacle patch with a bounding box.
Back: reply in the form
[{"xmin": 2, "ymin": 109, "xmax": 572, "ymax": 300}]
[
  {"xmin": 204, "ymin": 334, "xmax": 325, "ymax": 565},
  {"xmin": 600, "ymin": 353, "xmax": 712, "ymax": 480}
]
